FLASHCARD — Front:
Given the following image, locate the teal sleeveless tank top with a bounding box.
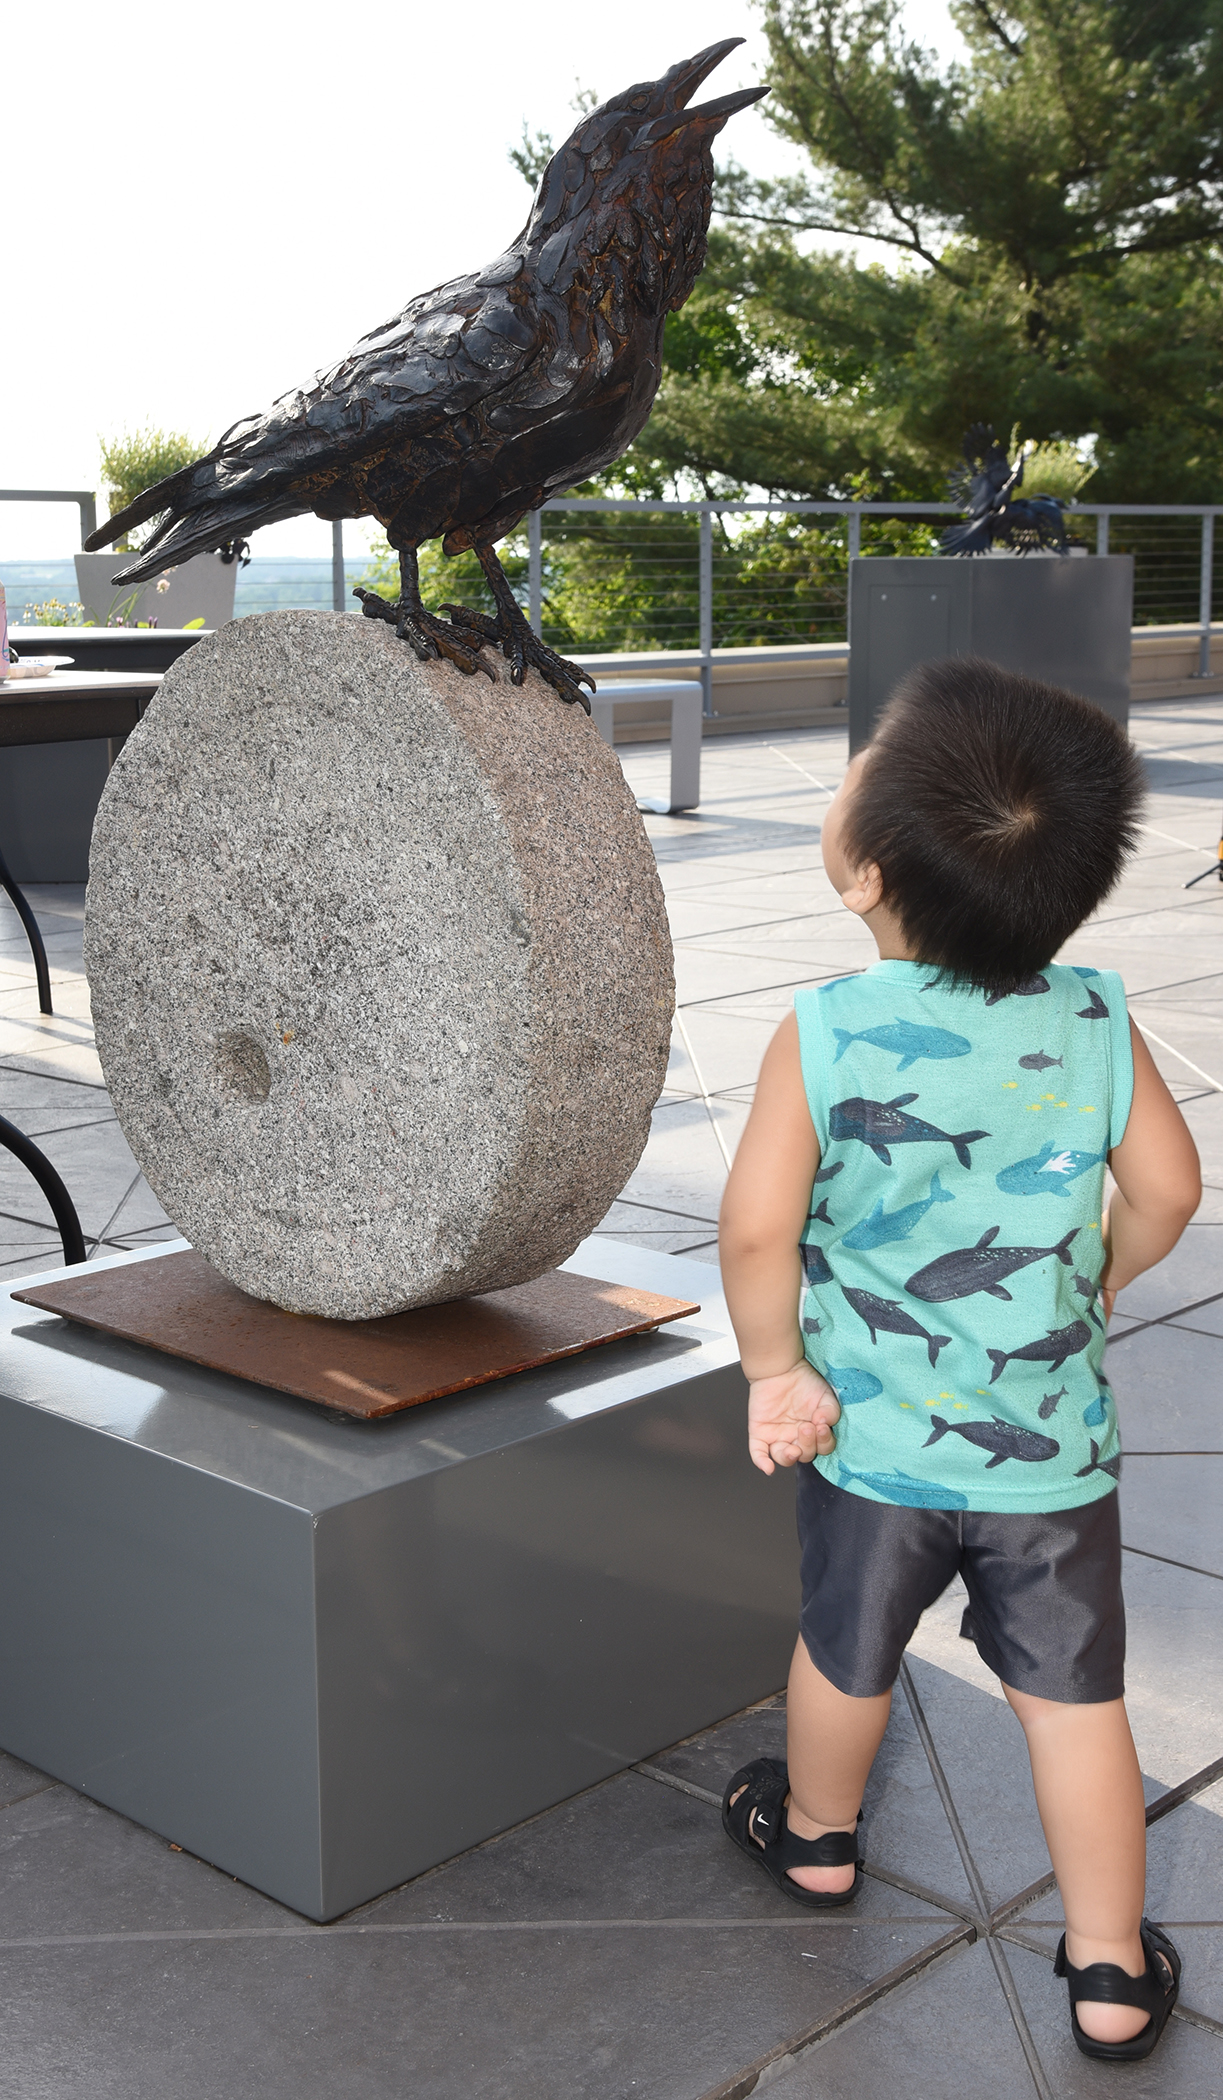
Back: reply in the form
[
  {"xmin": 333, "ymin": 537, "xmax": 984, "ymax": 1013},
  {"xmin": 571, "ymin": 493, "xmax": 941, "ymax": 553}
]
[{"xmin": 794, "ymin": 960, "xmax": 1133, "ymax": 1513}]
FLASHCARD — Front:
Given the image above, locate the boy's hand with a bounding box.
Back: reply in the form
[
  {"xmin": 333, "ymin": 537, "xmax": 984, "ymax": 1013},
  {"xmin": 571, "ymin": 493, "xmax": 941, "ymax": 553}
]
[{"xmin": 747, "ymin": 1362, "xmax": 841, "ymax": 1475}]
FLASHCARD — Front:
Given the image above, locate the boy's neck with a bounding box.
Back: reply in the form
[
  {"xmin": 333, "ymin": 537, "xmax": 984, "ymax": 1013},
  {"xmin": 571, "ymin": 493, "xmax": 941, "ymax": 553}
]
[{"xmin": 861, "ymin": 900, "xmax": 918, "ymax": 964}]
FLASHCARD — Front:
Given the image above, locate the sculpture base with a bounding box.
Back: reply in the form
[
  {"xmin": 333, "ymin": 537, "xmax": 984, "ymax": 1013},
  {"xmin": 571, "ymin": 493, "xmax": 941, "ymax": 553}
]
[
  {"xmin": 14, "ymin": 1250, "xmax": 698, "ymax": 1418},
  {"xmin": 0, "ymin": 1241, "xmax": 796, "ymax": 1920}
]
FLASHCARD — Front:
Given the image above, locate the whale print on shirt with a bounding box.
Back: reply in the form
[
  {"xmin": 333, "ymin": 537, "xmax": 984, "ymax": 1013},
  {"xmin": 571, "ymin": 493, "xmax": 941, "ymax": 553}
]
[
  {"xmin": 842, "ymin": 1287, "xmax": 952, "ymax": 1368},
  {"xmin": 1076, "ymin": 1439, "xmax": 1121, "ymax": 1481},
  {"xmin": 986, "ymin": 1319, "xmax": 1093, "ymax": 1382},
  {"xmin": 995, "ymin": 1141, "xmax": 1108, "ymax": 1197},
  {"xmin": 801, "ymin": 1243, "xmax": 833, "ymax": 1287},
  {"xmin": 839, "ymin": 1172, "xmax": 955, "ymax": 1251},
  {"xmin": 1077, "ymin": 987, "xmax": 1110, "ymax": 1020},
  {"xmin": 831, "ymin": 1019, "xmax": 972, "ymax": 1071},
  {"xmin": 984, "ymin": 973, "xmax": 1050, "ymax": 1005},
  {"xmin": 829, "ymin": 1095, "xmax": 989, "ymax": 1169},
  {"xmin": 924, "ymin": 1413, "xmax": 1060, "ymax": 1467},
  {"xmin": 837, "ymin": 1461, "xmax": 969, "ymax": 1509},
  {"xmin": 905, "ymin": 1225, "xmax": 1078, "ymax": 1303},
  {"xmin": 823, "ymin": 1363, "xmax": 885, "ymax": 1406}
]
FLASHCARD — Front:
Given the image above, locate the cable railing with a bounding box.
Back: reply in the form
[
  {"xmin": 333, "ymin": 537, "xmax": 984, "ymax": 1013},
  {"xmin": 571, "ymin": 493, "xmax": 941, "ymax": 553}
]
[{"xmin": 4, "ymin": 495, "xmax": 1219, "ymax": 711}]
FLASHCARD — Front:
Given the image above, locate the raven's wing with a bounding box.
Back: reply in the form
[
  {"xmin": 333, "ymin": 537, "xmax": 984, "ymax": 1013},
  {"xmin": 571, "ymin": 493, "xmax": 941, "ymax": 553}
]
[{"xmin": 93, "ymin": 260, "xmax": 556, "ymax": 579}]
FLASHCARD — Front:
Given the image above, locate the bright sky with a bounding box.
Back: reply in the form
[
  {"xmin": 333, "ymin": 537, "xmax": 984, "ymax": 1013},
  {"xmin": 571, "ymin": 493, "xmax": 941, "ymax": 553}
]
[{"xmin": 2, "ymin": 0, "xmax": 962, "ymax": 560}]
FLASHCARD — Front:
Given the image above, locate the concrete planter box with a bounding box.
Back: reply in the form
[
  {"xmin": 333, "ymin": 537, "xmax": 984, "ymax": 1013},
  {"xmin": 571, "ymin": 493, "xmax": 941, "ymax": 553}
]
[
  {"xmin": 74, "ymin": 550, "xmax": 239, "ymax": 630},
  {"xmin": 847, "ymin": 553, "xmax": 1133, "ymax": 751}
]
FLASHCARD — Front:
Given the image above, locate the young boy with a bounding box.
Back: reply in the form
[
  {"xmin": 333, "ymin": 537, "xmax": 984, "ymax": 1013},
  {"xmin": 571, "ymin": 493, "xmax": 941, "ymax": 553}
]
[{"xmin": 717, "ymin": 658, "xmax": 1200, "ymax": 2063}]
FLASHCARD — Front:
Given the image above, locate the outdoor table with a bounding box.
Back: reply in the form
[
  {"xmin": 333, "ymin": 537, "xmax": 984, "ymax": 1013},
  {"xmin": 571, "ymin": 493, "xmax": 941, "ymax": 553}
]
[{"xmin": 0, "ymin": 671, "xmax": 163, "ymax": 1006}]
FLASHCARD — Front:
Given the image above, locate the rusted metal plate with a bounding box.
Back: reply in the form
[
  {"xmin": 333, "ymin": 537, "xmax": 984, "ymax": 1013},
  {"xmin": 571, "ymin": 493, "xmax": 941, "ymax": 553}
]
[{"xmin": 13, "ymin": 1251, "xmax": 700, "ymax": 1419}]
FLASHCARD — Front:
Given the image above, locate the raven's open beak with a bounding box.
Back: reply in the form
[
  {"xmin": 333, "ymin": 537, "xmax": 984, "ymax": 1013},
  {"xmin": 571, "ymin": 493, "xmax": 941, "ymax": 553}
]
[{"xmin": 639, "ymin": 39, "xmax": 768, "ymax": 140}]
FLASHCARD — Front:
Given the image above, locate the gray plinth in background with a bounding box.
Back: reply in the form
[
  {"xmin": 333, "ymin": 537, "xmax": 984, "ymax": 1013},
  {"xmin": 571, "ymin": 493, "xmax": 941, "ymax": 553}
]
[
  {"xmin": 847, "ymin": 553, "xmax": 1134, "ymax": 752},
  {"xmin": 0, "ymin": 1239, "xmax": 795, "ymax": 1921}
]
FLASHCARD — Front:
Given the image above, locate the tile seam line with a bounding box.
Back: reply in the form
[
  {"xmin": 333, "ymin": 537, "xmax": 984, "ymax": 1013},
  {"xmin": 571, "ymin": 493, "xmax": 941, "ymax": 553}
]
[
  {"xmin": 1131, "ymin": 1017, "xmax": 1223, "ymax": 1092},
  {"xmin": 672, "ymin": 1009, "xmax": 733, "ymax": 1174},
  {"xmin": 1104, "ymin": 1285, "xmax": 1223, "ymax": 1343},
  {"xmin": 690, "ymin": 1923, "xmax": 976, "ymax": 2100},
  {"xmin": 0, "ymin": 1918, "xmax": 953, "ymax": 1950},
  {"xmin": 1122, "ymin": 1541, "xmax": 1222, "ymax": 1581}
]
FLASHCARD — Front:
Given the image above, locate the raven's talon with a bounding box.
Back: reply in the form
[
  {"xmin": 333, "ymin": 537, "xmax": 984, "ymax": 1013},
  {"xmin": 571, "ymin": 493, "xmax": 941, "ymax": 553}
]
[
  {"xmin": 447, "ymin": 597, "xmax": 593, "ymax": 714},
  {"xmin": 355, "ymin": 588, "xmax": 495, "ymax": 680}
]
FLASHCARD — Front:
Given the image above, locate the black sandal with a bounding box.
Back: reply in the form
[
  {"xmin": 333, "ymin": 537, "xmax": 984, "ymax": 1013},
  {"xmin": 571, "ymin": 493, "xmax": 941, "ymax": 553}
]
[
  {"xmin": 721, "ymin": 1756, "xmax": 863, "ymax": 1910},
  {"xmin": 1054, "ymin": 1918, "xmax": 1181, "ymax": 2061}
]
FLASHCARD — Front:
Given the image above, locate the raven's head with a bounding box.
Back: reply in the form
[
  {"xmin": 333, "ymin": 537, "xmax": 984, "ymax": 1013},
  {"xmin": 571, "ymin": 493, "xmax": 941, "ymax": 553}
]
[{"xmin": 524, "ymin": 41, "xmax": 767, "ymax": 314}]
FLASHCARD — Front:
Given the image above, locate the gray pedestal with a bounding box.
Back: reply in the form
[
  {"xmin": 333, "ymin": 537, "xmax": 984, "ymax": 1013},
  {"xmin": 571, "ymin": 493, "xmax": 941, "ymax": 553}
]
[
  {"xmin": 847, "ymin": 554, "xmax": 1134, "ymax": 752},
  {"xmin": 0, "ymin": 1240, "xmax": 795, "ymax": 1921}
]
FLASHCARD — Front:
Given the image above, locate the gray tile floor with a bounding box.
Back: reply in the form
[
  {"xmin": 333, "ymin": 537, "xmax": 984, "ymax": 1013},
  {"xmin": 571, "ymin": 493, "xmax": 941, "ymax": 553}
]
[{"xmin": 1, "ymin": 703, "xmax": 1221, "ymax": 2097}]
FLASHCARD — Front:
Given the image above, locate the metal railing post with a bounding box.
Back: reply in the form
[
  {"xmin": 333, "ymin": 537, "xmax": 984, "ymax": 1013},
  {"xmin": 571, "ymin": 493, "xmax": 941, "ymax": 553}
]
[
  {"xmin": 847, "ymin": 505, "xmax": 861, "ymax": 559},
  {"xmin": 699, "ymin": 505, "xmax": 713, "ymax": 718},
  {"xmin": 1195, "ymin": 512, "xmax": 1215, "ymax": 678},
  {"xmin": 528, "ymin": 510, "xmax": 542, "ymax": 635},
  {"xmin": 1097, "ymin": 510, "xmax": 1109, "ymax": 557},
  {"xmin": 78, "ymin": 493, "xmax": 97, "ymax": 545},
  {"xmin": 331, "ymin": 521, "xmax": 346, "ymax": 611}
]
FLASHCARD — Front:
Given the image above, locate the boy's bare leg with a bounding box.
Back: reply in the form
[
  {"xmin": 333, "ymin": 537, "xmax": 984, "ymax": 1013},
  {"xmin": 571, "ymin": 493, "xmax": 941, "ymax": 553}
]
[
  {"xmin": 730, "ymin": 1639, "xmax": 891, "ymax": 1895},
  {"xmin": 1006, "ymin": 1686, "xmax": 1154, "ymax": 2044}
]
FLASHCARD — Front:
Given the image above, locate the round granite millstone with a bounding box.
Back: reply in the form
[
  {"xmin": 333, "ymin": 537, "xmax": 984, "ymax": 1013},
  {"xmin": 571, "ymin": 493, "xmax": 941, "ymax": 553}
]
[{"xmin": 84, "ymin": 611, "xmax": 674, "ymax": 1318}]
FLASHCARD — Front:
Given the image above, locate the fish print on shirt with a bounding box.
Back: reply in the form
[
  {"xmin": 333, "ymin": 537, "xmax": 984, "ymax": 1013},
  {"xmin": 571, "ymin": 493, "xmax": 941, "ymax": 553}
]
[
  {"xmin": 984, "ymin": 973, "xmax": 1050, "ymax": 1005},
  {"xmin": 829, "ymin": 1094, "xmax": 990, "ymax": 1169},
  {"xmin": 1018, "ymin": 1051, "xmax": 1063, "ymax": 1072},
  {"xmin": 842, "ymin": 1287, "xmax": 952, "ymax": 1368},
  {"xmin": 831, "ymin": 1018, "xmax": 972, "ymax": 1071},
  {"xmin": 839, "ymin": 1172, "xmax": 955, "ymax": 1251},
  {"xmin": 1083, "ymin": 1387, "xmax": 1112, "ymax": 1428},
  {"xmin": 801, "ymin": 1243, "xmax": 833, "ymax": 1287},
  {"xmin": 1039, "ymin": 1385, "xmax": 1068, "ymax": 1420},
  {"xmin": 904, "ymin": 1225, "xmax": 1078, "ymax": 1303},
  {"xmin": 814, "ymin": 1161, "xmax": 844, "ymax": 1184},
  {"xmin": 924, "ymin": 1413, "xmax": 1060, "ymax": 1468},
  {"xmin": 995, "ymin": 1141, "xmax": 1108, "ymax": 1197},
  {"xmin": 1077, "ymin": 987, "xmax": 1110, "ymax": 1020},
  {"xmin": 808, "ymin": 1196, "xmax": 835, "ymax": 1228},
  {"xmin": 986, "ymin": 1319, "xmax": 1093, "ymax": 1382},
  {"xmin": 837, "ymin": 1461, "xmax": 969, "ymax": 1510}
]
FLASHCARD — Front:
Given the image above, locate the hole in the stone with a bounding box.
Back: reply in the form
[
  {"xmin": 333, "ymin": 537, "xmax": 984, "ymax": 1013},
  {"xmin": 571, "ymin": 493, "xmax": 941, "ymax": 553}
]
[{"xmin": 214, "ymin": 1031, "xmax": 271, "ymax": 1103}]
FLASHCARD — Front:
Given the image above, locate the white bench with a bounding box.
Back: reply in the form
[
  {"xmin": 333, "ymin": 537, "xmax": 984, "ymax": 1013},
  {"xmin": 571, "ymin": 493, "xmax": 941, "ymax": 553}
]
[{"xmin": 588, "ymin": 679, "xmax": 702, "ymax": 813}]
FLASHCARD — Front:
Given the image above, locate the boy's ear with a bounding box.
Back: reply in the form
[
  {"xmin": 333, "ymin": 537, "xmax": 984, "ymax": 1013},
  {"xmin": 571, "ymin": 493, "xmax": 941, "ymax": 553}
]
[{"xmin": 841, "ymin": 860, "xmax": 885, "ymax": 917}]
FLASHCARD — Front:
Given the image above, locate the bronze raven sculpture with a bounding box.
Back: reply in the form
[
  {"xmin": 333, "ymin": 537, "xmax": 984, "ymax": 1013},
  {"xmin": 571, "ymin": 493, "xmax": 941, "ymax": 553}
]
[
  {"xmin": 86, "ymin": 41, "xmax": 765, "ymax": 711},
  {"xmin": 940, "ymin": 424, "xmax": 1070, "ymax": 557}
]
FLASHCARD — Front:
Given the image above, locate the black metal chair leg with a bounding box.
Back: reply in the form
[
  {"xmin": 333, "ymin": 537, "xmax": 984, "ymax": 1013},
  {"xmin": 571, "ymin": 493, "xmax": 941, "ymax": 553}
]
[
  {"xmin": 0, "ymin": 843, "xmax": 52, "ymax": 1013},
  {"xmin": 0, "ymin": 1113, "xmax": 87, "ymax": 1265}
]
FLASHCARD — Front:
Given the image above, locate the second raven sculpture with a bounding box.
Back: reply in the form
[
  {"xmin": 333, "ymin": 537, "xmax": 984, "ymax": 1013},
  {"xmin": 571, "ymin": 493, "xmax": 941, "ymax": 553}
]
[
  {"xmin": 940, "ymin": 424, "xmax": 1070, "ymax": 558},
  {"xmin": 86, "ymin": 41, "xmax": 766, "ymax": 711}
]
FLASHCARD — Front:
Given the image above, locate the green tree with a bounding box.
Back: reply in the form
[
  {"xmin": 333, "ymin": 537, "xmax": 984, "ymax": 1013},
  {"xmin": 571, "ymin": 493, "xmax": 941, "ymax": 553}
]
[{"xmin": 619, "ymin": 1, "xmax": 1223, "ymax": 501}]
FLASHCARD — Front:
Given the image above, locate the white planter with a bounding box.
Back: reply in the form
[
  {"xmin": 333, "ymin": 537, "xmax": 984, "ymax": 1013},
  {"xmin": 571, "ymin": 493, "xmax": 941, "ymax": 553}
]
[{"xmin": 74, "ymin": 550, "xmax": 240, "ymax": 630}]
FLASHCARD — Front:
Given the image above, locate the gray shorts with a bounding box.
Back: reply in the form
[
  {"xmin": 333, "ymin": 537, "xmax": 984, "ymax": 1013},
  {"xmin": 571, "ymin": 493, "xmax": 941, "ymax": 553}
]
[{"xmin": 796, "ymin": 1464, "xmax": 1125, "ymax": 1704}]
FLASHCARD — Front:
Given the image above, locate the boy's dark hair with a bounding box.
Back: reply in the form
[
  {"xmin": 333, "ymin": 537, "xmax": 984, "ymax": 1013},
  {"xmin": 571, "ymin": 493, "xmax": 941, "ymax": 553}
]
[{"xmin": 844, "ymin": 657, "xmax": 1145, "ymax": 997}]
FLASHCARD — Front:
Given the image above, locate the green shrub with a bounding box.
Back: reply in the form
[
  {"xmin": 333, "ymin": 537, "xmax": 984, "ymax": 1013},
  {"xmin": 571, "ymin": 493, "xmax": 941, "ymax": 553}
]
[{"xmin": 99, "ymin": 427, "xmax": 206, "ymax": 550}]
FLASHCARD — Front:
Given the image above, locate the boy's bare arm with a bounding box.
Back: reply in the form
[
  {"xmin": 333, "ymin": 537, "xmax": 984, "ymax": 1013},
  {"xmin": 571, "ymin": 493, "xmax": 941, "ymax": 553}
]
[
  {"xmin": 719, "ymin": 1011, "xmax": 840, "ymax": 1473},
  {"xmin": 1101, "ymin": 1021, "xmax": 1201, "ymax": 1307}
]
